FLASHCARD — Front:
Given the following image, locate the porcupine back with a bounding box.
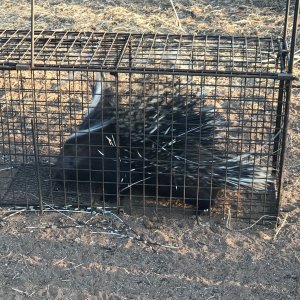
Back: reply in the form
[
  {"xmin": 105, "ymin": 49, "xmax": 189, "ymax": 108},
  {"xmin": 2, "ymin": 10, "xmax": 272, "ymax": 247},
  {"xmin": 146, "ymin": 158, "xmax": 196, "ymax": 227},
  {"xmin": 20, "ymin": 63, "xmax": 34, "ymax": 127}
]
[
  {"xmin": 115, "ymin": 90, "xmax": 272, "ymax": 210},
  {"xmin": 113, "ymin": 92, "xmax": 229, "ymax": 209}
]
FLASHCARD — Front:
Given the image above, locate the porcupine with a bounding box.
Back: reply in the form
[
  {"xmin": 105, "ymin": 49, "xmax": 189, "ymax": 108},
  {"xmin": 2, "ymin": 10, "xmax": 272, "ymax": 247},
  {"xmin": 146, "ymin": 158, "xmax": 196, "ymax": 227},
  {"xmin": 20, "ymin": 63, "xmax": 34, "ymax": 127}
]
[
  {"xmin": 54, "ymin": 74, "xmax": 272, "ymax": 210},
  {"xmin": 115, "ymin": 85, "xmax": 272, "ymax": 210}
]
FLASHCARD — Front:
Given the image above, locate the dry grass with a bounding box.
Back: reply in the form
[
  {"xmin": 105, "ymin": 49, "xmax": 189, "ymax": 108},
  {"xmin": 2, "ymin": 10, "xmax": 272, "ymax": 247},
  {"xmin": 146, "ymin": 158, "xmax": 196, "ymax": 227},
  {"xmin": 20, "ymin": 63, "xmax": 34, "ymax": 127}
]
[{"xmin": 0, "ymin": 0, "xmax": 288, "ymax": 35}]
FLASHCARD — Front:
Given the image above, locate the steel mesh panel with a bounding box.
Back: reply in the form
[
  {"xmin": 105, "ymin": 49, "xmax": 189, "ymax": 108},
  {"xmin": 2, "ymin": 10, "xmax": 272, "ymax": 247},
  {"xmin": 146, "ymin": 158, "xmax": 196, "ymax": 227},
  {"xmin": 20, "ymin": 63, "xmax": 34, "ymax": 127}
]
[
  {"xmin": 0, "ymin": 66, "xmax": 283, "ymax": 221},
  {"xmin": 0, "ymin": 26, "xmax": 293, "ymax": 223},
  {"xmin": 0, "ymin": 31, "xmax": 281, "ymax": 76}
]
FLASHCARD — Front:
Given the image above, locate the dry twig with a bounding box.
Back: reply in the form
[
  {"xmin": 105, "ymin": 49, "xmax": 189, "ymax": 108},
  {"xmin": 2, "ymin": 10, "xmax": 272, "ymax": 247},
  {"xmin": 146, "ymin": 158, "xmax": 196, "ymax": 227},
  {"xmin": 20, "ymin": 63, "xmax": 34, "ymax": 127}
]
[
  {"xmin": 169, "ymin": 0, "xmax": 185, "ymax": 32},
  {"xmin": 273, "ymin": 213, "xmax": 288, "ymax": 240}
]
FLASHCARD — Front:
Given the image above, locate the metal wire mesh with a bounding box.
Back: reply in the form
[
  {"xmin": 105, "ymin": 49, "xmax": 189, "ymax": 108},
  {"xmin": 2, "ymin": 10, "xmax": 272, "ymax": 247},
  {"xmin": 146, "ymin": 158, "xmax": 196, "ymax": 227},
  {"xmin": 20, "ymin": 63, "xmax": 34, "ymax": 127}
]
[
  {"xmin": 0, "ymin": 0, "xmax": 299, "ymax": 224},
  {"xmin": 0, "ymin": 31, "xmax": 282, "ymax": 76},
  {"xmin": 0, "ymin": 61, "xmax": 284, "ymax": 221}
]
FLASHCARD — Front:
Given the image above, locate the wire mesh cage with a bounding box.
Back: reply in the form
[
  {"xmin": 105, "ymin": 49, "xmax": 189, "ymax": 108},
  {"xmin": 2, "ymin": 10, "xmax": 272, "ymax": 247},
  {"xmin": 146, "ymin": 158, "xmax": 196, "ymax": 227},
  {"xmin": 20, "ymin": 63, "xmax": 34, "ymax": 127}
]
[{"xmin": 0, "ymin": 1, "xmax": 299, "ymax": 223}]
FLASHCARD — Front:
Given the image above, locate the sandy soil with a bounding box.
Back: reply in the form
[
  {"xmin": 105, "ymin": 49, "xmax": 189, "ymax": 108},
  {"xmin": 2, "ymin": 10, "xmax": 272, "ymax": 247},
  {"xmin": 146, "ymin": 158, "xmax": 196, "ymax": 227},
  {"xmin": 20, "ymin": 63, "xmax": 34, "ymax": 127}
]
[{"xmin": 0, "ymin": 1, "xmax": 299, "ymax": 299}]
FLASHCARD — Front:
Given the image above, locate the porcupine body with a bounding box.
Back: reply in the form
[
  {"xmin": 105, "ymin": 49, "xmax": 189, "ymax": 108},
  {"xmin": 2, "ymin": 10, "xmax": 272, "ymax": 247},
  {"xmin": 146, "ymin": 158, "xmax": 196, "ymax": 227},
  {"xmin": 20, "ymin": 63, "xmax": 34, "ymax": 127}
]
[
  {"xmin": 115, "ymin": 86, "xmax": 272, "ymax": 210},
  {"xmin": 115, "ymin": 93, "xmax": 225, "ymax": 209},
  {"xmin": 54, "ymin": 75, "xmax": 272, "ymax": 210}
]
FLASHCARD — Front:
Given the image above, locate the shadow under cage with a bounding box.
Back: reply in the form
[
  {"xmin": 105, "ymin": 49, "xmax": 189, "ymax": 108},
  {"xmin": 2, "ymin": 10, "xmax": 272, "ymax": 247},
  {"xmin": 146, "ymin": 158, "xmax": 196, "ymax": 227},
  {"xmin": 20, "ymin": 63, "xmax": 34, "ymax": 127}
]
[{"xmin": 0, "ymin": 25, "xmax": 297, "ymax": 221}]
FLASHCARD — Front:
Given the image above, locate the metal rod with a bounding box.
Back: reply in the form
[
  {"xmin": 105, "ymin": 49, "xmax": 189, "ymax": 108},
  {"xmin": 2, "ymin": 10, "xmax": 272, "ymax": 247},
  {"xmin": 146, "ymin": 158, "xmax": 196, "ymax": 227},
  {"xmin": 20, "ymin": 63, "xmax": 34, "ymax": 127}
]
[
  {"xmin": 276, "ymin": 79, "xmax": 292, "ymax": 215},
  {"xmin": 283, "ymin": 0, "xmax": 291, "ymax": 41},
  {"xmin": 31, "ymin": 119, "xmax": 43, "ymax": 213},
  {"xmin": 288, "ymin": 0, "xmax": 300, "ymax": 73},
  {"xmin": 4, "ymin": 64, "xmax": 292, "ymax": 80},
  {"xmin": 277, "ymin": 0, "xmax": 300, "ymax": 218},
  {"xmin": 272, "ymin": 80, "xmax": 285, "ymax": 175},
  {"xmin": 31, "ymin": 0, "xmax": 35, "ymax": 68},
  {"xmin": 115, "ymin": 74, "xmax": 121, "ymax": 211}
]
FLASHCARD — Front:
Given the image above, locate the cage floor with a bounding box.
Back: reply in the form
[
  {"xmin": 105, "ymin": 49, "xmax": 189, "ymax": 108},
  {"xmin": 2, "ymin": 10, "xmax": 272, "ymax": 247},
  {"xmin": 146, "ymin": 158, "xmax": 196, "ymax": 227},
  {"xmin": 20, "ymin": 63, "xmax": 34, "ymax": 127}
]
[
  {"xmin": 0, "ymin": 164, "xmax": 92, "ymax": 207},
  {"xmin": 0, "ymin": 163, "xmax": 278, "ymax": 221},
  {"xmin": 0, "ymin": 164, "xmax": 196, "ymax": 215}
]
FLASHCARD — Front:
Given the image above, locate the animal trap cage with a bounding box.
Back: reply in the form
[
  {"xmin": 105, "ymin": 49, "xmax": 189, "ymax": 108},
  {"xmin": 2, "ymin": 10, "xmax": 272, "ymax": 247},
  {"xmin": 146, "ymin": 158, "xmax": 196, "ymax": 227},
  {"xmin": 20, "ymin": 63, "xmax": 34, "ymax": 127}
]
[{"xmin": 0, "ymin": 1, "xmax": 299, "ymax": 222}]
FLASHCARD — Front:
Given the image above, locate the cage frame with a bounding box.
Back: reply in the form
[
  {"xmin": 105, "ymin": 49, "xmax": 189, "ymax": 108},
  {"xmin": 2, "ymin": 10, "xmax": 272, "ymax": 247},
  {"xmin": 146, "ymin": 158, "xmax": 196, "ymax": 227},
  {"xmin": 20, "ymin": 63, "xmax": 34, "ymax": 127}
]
[{"xmin": 0, "ymin": 0, "xmax": 299, "ymax": 220}]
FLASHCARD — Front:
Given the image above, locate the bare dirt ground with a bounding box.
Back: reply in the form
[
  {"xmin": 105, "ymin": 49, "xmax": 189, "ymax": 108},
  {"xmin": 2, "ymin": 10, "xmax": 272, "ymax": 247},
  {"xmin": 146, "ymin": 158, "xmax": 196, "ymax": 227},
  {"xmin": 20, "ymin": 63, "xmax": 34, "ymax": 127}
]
[{"xmin": 0, "ymin": 0, "xmax": 299, "ymax": 299}]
